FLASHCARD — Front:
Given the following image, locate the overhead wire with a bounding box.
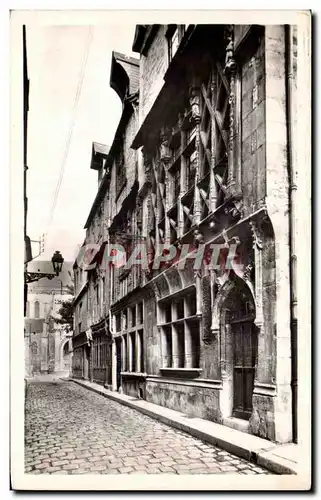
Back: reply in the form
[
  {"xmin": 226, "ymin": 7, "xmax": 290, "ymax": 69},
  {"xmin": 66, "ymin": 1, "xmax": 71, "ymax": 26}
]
[{"xmin": 44, "ymin": 27, "xmax": 93, "ymax": 248}]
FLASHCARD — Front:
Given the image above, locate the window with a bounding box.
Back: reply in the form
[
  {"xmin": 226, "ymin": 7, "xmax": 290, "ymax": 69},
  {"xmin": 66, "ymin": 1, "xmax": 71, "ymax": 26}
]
[
  {"xmin": 167, "ymin": 26, "xmax": 180, "ymax": 62},
  {"xmin": 78, "ymin": 322, "xmax": 82, "ymax": 334},
  {"xmin": 159, "ymin": 292, "xmax": 200, "ymax": 370},
  {"xmin": 26, "ymin": 301, "xmax": 30, "ymax": 318},
  {"xmin": 123, "ymin": 310, "xmax": 128, "ymax": 330},
  {"xmin": 164, "ymin": 304, "xmax": 171, "ymax": 323},
  {"xmin": 138, "ymin": 302, "xmax": 144, "ymax": 325},
  {"xmin": 34, "ymin": 301, "xmax": 40, "ymax": 319},
  {"xmin": 131, "ymin": 305, "xmax": 136, "ymax": 327},
  {"xmin": 176, "ymin": 299, "xmax": 184, "ymax": 320},
  {"xmin": 115, "ymin": 313, "xmax": 121, "ymax": 332},
  {"xmin": 185, "ymin": 291, "xmax": 196, "ymax": 316},
  {"xmin": 118, "ymin": 305, "xmax": 145, "ymax": 374}
]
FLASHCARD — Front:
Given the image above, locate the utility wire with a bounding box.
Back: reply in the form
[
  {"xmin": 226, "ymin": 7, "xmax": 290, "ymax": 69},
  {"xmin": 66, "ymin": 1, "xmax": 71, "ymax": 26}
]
[{"xmin": 44, "ymin": 27, "xmax": 93, "ymax": 246}]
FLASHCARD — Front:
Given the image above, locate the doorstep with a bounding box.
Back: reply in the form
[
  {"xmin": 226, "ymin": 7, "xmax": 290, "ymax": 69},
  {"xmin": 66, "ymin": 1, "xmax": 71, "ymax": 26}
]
[{"xmin": 67, "ymin": 377, "xmax": 301, "ymax": 475}]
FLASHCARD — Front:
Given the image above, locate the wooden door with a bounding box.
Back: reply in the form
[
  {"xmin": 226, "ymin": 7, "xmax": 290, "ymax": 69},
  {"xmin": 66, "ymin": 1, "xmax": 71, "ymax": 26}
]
[{"xmin": 232, "ymin": 320, "xmax": 256, "ymax": 420}]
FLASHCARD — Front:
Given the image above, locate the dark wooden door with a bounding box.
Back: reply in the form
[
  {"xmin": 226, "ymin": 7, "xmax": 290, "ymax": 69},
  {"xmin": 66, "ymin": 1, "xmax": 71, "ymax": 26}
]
[{"xmin": 232, "ymin": 320, "xmax": 256, "ymax": 420}]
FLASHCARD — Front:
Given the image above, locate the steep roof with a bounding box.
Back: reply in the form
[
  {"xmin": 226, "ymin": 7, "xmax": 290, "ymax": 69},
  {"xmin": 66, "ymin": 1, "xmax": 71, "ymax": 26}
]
[
  {"xmin": 90, "ymin": 142, "xmax": 110, "ymax": 171},
  {"xmin": 110, "ymin": 51, "xmax": 139, "ymax": 102},
  {"xmin": 93, "ymin": 142, "xmax": 110, "ymax": 156}
]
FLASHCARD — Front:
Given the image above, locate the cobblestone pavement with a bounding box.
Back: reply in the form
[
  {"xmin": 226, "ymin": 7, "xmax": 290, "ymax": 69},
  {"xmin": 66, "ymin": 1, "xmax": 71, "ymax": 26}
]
[{"xmin": 25, "ymin": 380, "xmax": 272, "ymax": 475}]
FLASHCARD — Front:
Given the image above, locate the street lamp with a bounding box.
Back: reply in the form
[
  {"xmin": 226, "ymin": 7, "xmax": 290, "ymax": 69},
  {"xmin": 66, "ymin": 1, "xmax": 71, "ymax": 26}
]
[
  {"xmin": 25, "ymin": 250, "xmax": 64, "ymax": 284},
  {"xmin": 51, "ymin": 250, "xmax": 64, "ymax": 276}
]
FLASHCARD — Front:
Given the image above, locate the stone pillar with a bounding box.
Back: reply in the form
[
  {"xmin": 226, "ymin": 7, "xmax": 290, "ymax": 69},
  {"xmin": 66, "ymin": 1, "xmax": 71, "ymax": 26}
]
[
  {"xmin": 128, "ymin": 334, "xmax": 133, "ymax": 372},
  {"xmin": 195, "ymin": 270, "xmax": 202, "ymax": 317},
  {"xmin": 171, "ymin": 326, "xmax": 179, "ymax": 369},
  {"xmin": 136, "ymin": 331, "xmax": 142, "ymax": 373},
  {"xmin": 121, "ymin": 336, "xmax": 126, "ymax": 372},
  {"xmin": 184, "ymin": 322, "xmax": 193, "ymax": 368},
  {"xmin": 160, "ymin": 327, "xmax": 168, "ymax": 368},
  {"xmin": 249, "ymin": 221, "xmax": 266, "ymax": 384},
  {"xmin": 263, "ymin": 25, "xmax": 292, "ymax": 443},
  {"xmin": 111, "ymin": 340, "xmax": 117, "ymax": 391}
]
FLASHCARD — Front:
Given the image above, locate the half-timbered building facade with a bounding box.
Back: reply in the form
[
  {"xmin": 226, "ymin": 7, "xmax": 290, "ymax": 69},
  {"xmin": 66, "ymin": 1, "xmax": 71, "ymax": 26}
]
[{"xmin": 72, "ymin": 24, "xmax": 298, "ymax": 445}]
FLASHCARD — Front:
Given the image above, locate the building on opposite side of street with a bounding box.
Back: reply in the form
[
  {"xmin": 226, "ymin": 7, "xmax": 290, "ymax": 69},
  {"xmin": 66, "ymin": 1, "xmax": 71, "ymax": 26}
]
[
  {"xmin": 72, "ymin": 25, "xmax": 298, "ymax": 445},
  {"xmin": 25, "ymin": 261, "xmax": 74, "ymax": 377},
  {"xmin": 72, "ymin": 51, "xmax": 140, "ymax": 387}
]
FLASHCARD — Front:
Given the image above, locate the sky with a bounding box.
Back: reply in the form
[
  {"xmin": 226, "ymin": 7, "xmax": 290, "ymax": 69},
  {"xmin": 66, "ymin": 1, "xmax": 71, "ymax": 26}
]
[{"xmin": 26, "ymin": 24, "xmax": 137, "ymax": 263}]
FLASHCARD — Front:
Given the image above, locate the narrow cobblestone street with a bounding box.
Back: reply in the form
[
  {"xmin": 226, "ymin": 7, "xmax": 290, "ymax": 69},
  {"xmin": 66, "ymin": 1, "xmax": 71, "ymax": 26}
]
[{"xmin": 25, "ymin": 380, "xmax": 271, "ymax": 475}]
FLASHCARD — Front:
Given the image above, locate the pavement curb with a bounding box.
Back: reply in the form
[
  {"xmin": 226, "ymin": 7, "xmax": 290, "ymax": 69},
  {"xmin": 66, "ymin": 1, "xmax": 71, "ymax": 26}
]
[{"xmin": 67, "ymin": 377, "xmax": 298, "ymax": 475}]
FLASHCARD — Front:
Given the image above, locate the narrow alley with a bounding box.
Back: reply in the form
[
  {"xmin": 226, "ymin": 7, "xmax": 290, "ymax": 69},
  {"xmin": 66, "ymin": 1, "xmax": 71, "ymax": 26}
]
[{"xmin": 25, "ymin": 380, "xmax": 271, "ymax": 475}]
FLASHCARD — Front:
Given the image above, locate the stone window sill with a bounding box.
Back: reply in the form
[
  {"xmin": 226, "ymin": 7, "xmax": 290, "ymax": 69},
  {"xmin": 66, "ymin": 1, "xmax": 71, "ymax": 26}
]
[
  {"xmin": 121, "ymin": 371, "xmax": 147, "ymax": 378},
  {"xmin": 160, "ymin": 368, "xmax": 202, "ymax": 379}
]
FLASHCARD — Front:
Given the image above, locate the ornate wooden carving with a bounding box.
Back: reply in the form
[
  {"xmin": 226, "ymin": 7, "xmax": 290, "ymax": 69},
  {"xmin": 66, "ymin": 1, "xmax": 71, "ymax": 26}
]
[
  {"xmin": 224, "ymin": 25, "xmax": 237, "ymax": 197},
  {"xmin": 189, "ymin": 85, "xmax": 201, "ymax": 124},
  {"xmin": 159, "ymin": 128, "xmax": 172, "ymax": 164}
]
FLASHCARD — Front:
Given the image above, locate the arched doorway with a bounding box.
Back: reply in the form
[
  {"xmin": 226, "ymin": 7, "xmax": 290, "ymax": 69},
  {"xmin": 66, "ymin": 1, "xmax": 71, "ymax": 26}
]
[
  {"xmin": 60, "ymin": 338, "xmax": 72, "ymax": 373},
  {"xmin": 220, "ymin": 278, "xmax": 257, "ymax": 420}
]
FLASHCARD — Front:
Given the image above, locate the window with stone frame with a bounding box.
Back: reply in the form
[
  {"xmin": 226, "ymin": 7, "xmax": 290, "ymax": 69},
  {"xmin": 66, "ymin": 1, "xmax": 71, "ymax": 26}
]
[
  {"xmin": 159, "ymin": 288, "xmax": 200, "ymax": 370},
  {"xmin": 118, "ymin": 303, "xmax": 145, "ymax": 374}
]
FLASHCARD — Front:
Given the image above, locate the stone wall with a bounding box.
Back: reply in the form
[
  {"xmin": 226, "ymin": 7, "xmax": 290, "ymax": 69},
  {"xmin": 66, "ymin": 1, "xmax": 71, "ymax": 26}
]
[
  {"xmin": 26, "ymin": 329, "xmax": 59, "ymax": 376},
  {"xmin": 241, "ymin": 36, "xmax": 266, "ymax": 217},
  {"xmin": 139, "ymin": 26, "xmax": 168, "ymax": 124},
  {"xmin": 146, "ymin": 380, "xmax": 222, "ymax": 422},
  {"xmin": 122, "ymin": 376, "xmax": 146, "ymax": 399},
  {"xmin": 112, "ymin": 112, "xmax": 138, "ymax": 215},
  {"xmin": 144, "ymin": 293, "xmax": 160, "ymax": 375},
  {"xmin": 264, "ymin": 25, "xmax": 292, "ymax": 443}
]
